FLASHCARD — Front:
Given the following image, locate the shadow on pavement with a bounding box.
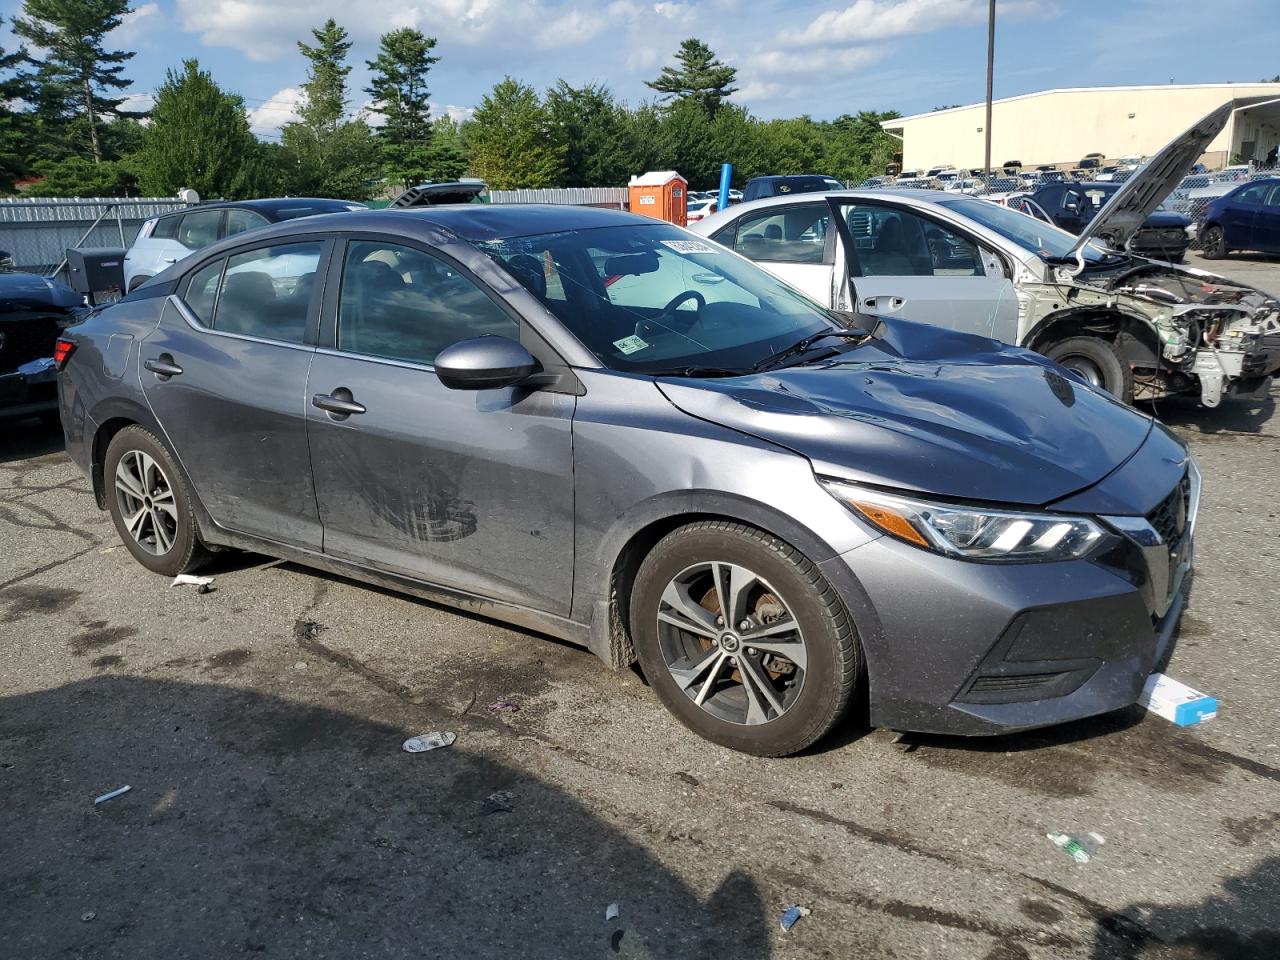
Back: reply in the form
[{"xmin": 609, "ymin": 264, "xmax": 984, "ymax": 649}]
[
  {"xmin": 0, "ymin": 676, "xmax": 774, "ymax": 959},
  {"xmin": 1146, "ymin": 394, "xmax": 1276, "ymax": 435},
  {"xmin": 0, "ymin": 415, "xmax": 65, "ymax": 465},
  {"xmin": 1087, "ymin": 857, "xmax": 1280, "ymax": 960}
]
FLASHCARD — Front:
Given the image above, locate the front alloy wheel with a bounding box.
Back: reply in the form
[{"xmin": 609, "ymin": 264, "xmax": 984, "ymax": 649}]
[
  {"xmin": 658, "ymin": 561, "xmax": 808, "ymax": 726},
  {"xmin": 1200, "ymin": 225, "xmax": 1226, "ymax": 260},
  {"xmin": 632, "ymin": 521, "xmax": 860, "ymax": 756}
]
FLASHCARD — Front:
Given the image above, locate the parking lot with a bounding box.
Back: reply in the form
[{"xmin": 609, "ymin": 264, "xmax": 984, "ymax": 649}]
[{"xmin": 1, "ymin": 249, "xmax": 1278, "ymax": 959}]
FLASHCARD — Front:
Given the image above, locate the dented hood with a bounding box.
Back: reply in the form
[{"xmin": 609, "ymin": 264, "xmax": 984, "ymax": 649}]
[
  {"xmin": 1069, "ymin": 102, "xmax": 1231, "ymax": 258},
  {"xmin": 657, "ymin": 320, "xmax": 1153, "ymax": 507}
]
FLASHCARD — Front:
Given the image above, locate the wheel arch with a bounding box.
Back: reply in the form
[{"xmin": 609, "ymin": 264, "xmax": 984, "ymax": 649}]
[
  {"xmin": 586, "ymin": 491, "xmax": 856, "ymax": 671},
  {"xmin": 1023, "ymin": 307, "xmax": 1161, "ymax": 370}
]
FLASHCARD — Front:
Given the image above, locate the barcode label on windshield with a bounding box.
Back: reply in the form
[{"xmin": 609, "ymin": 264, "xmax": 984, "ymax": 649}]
[
  {"xmin": 661, "ymin": 240, "xmax": 716, "ymax": 255},
  {"xmin": 613, "ymin": 334, "xmax": 648, "ymax": 355}
]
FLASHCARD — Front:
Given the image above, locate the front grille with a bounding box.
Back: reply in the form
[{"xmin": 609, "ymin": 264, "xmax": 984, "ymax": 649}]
[
  {"xmin": 1147, "ymin": 474, "xmax": 1191, "ymax": 545},
  {"xmin": 0, "ymin": 318, "xmax": 61, "ymax": 369}
]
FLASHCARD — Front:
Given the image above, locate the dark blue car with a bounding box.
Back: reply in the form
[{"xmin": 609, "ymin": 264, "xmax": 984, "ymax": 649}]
[{"xmin": 1197, "ymin": 177, "xmax": 1280, "ymax": 259}]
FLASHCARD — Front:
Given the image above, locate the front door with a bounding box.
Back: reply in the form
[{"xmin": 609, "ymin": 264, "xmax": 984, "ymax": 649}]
[
  {"xmin": 305, "ymin": 237, "xmax": 575, "ymax": 616},
  {"xmin": 140, "ymin": 238, "xmax": 329, "ymax": 549},
  {"xmin": 831, "ymin": 199, "xmax": 1020, "ymax": 343},
  {"xmin": 1223, "ymin": 181, "xmax": 1268, "ymax": 248},
  {"xmin": 1255, "ymin": 183, "xmax": 1280, "ymax": 252}
]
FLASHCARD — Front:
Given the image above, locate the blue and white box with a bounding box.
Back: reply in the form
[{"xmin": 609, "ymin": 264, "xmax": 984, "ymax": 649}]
[{"xmin": 1139, "ymin": 673, "xmax": 1218, "ymax": 726}]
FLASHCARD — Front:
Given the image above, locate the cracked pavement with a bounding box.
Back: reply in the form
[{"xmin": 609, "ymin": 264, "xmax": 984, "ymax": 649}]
[{"xmin": 1, "ymin": 251, "xmax": 1278, "ymax": 959}]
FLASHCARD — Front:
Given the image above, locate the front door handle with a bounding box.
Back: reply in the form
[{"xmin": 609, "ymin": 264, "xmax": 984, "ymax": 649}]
[
  {"xmin": 162, "ymin": 257, "xmax": 177, "ymax": 263},
  {"xmin": 144, "ymin": 356, "xmax": 183, "ymax": 377},
  {"xmin": 863, "ymin": 295, "xmax": 905, "ymax": 312},
  {"xmin": 312, "ymin": 389, "xmax": 366, "ymax": 418}
]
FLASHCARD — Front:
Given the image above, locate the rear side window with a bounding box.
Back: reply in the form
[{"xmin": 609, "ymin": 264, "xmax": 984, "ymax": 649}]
[
  {"xmin": 184, "ymin": 259, "xmax": 224, "ymax": 324},
  {"xmin": 225, "ymin": 208, "xmax": 270, "ymax": 238},
  {"xmin": 151, "ymin": 215, "xmax": 180, "ymax": 240},
  {"xmin": 731, "ymin": 205, "xmax": 829, "ymax": 264},
  {"xmin": 177, "ymin": 210, "xmax": 223, "ymax": 250},
  {"xmin": 337, "ymin": 240, "xmax": 518, "ymax": 365}
]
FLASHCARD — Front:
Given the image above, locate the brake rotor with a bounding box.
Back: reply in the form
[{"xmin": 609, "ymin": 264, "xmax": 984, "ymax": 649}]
[{"xmin": 697, "ymin": 584, "xmax": 791, "ymax": 681}]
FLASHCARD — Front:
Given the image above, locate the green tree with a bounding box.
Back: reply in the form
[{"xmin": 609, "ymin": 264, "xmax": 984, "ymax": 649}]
[
  {"xmin": 420, "ymin": 115, "xmax": 469, "ymax": 182},
  {"xmin": 755, "ymin": 117, "xmax": 825, "ymax": 176},
  {"xmin": 12, "ymin": 0, "xmax": 135, "ymax": 163},
  {"xmin": 646, "ymin": 38, "xmax": 738, "ymax": 118},
  {"xmin": 365, "ymin": 27, "xmax": 439, "ymax": 189},
  {"xmin": 822, "ymin": 110, "xmax": 901, "ymax": 183},
  {"xmin": 281, "ymin": 19, "xmax": 377, "ymax": 199},
  {"xmin": 545, "ymin": 81, "xmax": 634, "ymax": 186},
  {"xmin": 137, "ymin": 59, "xmax": 263, "ymax": 199},
  {"xmin": 22, "ymin": 155, "xmax": 137, "ymax": 195},
  {"xmin": 466, "ymin": 77, "xmax": 563, "ymax": 189},
  {"xmin": 655, "ymin": 98, "xmax": 717, "ymax": 185},
  {"xmin": 0, "ymin": 27, "xmax": 35, "ymax": 192}
]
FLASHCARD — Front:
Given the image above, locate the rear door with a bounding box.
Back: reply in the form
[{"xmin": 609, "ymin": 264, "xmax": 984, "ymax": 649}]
[
  {"xmin": 140, "ymin": 236, "xmax": 330, "ymax": 549},
  {"xmin": 830, "ymin": 198, "xmax": 1019, "ymax": 342},
  {"xmin": 712, "ymin": 202, "xmax": 835, "ymax": 304},
  {"xmin": 304, "ymin": 235, "xmax": 576, "ymax": 615}
]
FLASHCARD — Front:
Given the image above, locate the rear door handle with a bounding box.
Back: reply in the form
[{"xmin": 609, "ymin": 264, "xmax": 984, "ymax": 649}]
[
  {"xmin": 144, "ymin": 357, "xmax": 183, "ymax": 377},
  {"xmin": 863, "ymin": 295, "xmax": 905, "ymax": 312},
  {"xmin": 312, "ymin": 391, "xmax": 366, "ymax": 417}
]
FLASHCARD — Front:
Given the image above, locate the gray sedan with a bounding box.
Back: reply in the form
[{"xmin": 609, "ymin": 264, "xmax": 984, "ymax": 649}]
[{"xmin": 56, "ymin": 206, "xmax": 1197, "ymax": 755}]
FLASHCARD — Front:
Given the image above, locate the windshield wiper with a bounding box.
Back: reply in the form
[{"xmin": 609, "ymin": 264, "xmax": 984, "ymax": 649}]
[
  {"xmin": 647, "ymin": 366, "xmax": 747, "ymax": 378},
  {"xmin": 749, "ymin": 329, "xmax": 870, "ymax": 373}
]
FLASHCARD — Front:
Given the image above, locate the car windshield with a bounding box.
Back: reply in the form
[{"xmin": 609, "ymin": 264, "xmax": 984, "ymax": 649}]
[
  {"xmin": 937, "ymin": 197, "xmax": 1115, "ymax": 264},
  {"xmin": 475, "ymin": 223, "xmax": 840, "ymax": 374}
]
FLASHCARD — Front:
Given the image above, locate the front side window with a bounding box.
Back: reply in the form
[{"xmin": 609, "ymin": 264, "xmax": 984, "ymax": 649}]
[
  {"xmin": 731, "ymin": 205, "xmax": 829, "ymax": 264},
  {"xmin": 225, "ymin": 208, "xmax": 270, "ymax": 238},
  {"xmin": 477, "ymin": 223, "xmax": 837, "ymax": 374},
  {"xmin": 839, "ymin": 203, "xmax": 985, "ymax": 278},
  {"xmin": 210, "ymin": 242, "xmax": 323, "ymax": 343},
  {"xmin": 337, "ymin": 241, "xmax": 518, "ymax": 365},
  {"xmin": 177, "ymin": 210, "xmax": 223, "ymax": 250},
  {"xmin": 1234, "ymin": 183, "xmax": 1269, "ymax": 206},
  {"xmin": 1265, "ymin": 184, "xmax": 1280, "ymax": 208}
]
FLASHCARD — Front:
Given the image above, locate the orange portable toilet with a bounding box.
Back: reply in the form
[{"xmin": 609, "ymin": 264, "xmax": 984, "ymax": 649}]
[{"xmin": 628, "ymin": 170, "xmax": 688, "ymax": 226}]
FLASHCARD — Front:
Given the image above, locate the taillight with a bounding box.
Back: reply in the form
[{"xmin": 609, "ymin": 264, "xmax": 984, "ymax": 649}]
[{"xmin": 53, "ymin": 338, "xmax": 76, "ymax": 370}]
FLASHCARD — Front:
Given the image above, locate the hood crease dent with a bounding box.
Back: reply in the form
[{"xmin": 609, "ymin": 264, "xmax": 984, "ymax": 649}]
[{"xmin": 656, "ymin": 320, "xmax": 1153, "ymax": 508}]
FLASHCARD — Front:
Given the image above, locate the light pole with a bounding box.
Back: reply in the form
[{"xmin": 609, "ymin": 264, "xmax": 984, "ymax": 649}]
[{"xmin": 983, "ymin": 0, "xmax": 995, "ymax": 189}]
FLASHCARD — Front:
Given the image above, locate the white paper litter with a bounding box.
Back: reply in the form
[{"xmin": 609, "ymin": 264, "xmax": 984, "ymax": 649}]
[{"xmin": 402, "ymin": 732, "xmax": 456, "ymax": 753}]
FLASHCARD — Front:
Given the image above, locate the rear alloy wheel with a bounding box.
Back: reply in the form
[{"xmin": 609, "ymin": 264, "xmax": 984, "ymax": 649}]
[
  {"xmin": 1200, "ymin": 225, "xmax": 1227, "ymax": 260},
  {"xmin": 104, "ymin": 425, "xmax": 210, "ymax": 576},
  {"xmin": 1044, "ymin": 336, "xmax": 1133, "ymax": 403},
  {"xmin": 631, "ymin": 521, "xmax": 859, "ymax": 756}
]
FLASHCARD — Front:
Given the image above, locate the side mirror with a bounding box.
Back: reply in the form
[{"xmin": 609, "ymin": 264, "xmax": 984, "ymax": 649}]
[{"xmin": 434, "ymin": 336, "xmax": 540, "ymax": 391}]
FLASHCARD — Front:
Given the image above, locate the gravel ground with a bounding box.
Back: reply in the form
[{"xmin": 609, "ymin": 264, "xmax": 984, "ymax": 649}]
[{"xmin": 1, "ymin": 253, "xmax": 1278, "ymax": 960}]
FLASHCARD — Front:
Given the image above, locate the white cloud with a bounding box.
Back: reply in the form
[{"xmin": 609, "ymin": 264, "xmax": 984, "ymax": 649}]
[
  {"xmin": 246, "ymin": 86, "xmax": 304, "ymax": 136},
  {"xmin": 652, "ymin": 1, "xmax": 692, "ymax": 20},
  {"xmin": 436, "ymin": 103, "xmax": 475, "ymax": 123},
  {"xmin": 780, "ymin": 0, "xmax": 1049, "ymax": 48},
  {"xmin": 112, "ymin": 2, "xmax": 164, "ymax": 44},
  {"xmin": 747, "ymin": 45, "xmax": 883, "ymax": 77},
  {"xmin": 117, "ymin": 91, "xmax": 156, "ymax": 114}
]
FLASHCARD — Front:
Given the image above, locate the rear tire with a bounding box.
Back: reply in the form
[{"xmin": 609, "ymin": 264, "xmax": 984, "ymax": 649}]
[
  {"xmin": 630, "ymin": 521, "xmax": 860, "ymax": 756},
  {"xmin": 1200, "ymin": 225, "xmax": 1227, "ymax": 260},
  {"xmin": 1044, "ymin": 336, "xmax": 1133, "ymax": 403},
  {"xmin": 104, "ymin": 425, "xmax": 210, "ymax": 576}
]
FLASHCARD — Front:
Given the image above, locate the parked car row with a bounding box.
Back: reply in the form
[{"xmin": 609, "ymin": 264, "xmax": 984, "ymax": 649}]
[{"xmin": 1007, "ymin": 181, "xmax": 1192, "ymax": 262}]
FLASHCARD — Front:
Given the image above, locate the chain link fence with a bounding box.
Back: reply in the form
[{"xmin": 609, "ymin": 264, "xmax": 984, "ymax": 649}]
[{"xmin": 0, "ymin": 198, "xmax": 194, "ymax": 276}]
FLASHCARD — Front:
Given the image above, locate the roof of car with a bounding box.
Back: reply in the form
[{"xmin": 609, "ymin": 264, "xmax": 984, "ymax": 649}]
[
  {"xmin": 162, "ymin": 198, "xmax": 361, "ymax": 217},
  {"xmin": 200, "ymin": 204, "xmax": 655, "ymax": 245}
]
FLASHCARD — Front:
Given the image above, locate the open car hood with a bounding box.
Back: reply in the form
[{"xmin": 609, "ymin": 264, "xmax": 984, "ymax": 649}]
[
  {"xmin": 656, "ymin": 319, "xmax": 1154, "ymax": 508},
  {"xmin": 1068, "ymin": 102, "xmax": 1231, "ymax": 258}
]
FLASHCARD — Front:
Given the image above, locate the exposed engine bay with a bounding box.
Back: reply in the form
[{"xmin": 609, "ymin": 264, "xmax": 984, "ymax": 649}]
[{"xmin": 1028, "ymin": 261, "xmax": 1280, "ymax": 406}]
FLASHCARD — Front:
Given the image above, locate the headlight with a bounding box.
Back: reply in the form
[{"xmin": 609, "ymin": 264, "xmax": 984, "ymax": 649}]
[{"xmin": 821, "ymin": 480, "xmax": 1105, "ymax": 562}]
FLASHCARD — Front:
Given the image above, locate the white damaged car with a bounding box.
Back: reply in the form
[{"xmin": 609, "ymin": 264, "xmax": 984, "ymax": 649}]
[{"xmin": 692, "ymin": 104, "xmax": 1280, "ymax": 407}]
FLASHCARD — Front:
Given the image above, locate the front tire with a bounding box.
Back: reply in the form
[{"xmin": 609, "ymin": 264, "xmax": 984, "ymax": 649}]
[
  {"xmin": 1044, "ymin": 336, "xmax": 1133, "ymax": 403},
  {"xmin": 104, "ymin": 425, "xmax": 210, "ymax": 576},
  {"xmin": 1200, "ymin": 224, "xmax": 1227, "ymax": 260},
  {"xmin": 631, "ymin": 521, "xmax": 860, "ymax": 756}
]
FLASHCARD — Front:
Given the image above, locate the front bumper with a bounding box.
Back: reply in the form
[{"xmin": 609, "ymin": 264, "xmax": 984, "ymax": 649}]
[
  {"xmin": 0, "ymin": 357, "xmax": 58, "ymax": 419},
  {"xmin": 821, "ymin": 471, "xmax": 1197, "ymax": 736}
]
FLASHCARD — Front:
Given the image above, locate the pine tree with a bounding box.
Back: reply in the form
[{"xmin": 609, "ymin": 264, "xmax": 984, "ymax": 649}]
[
  {"xmin": 12, "ymin": 0, "xmax": 135, "ymax": 162},
  {"xmin": 466, "ymin": 78, "xmax": 564, "ymax": 189},
  {"xmin": 365, "ymin": 27, "xmax": 439, "ymax": 189},
  {"xmin": 137, "ymin": 59, "xmax": 263, "ymax": 199},
  {"xmin": 0, "ymin": 27, "xmax": 35, "ymax": 191},
  {"xmin": 545, "ymin": 81, "xmax": 635, "ymax": 187},
  {"xmin": 297, "ymin": 18, "xmax": 352, "ymax": 133},
  {"xmin": 646, "ymin": 39, "xmax": 738, "ymax": 118}
]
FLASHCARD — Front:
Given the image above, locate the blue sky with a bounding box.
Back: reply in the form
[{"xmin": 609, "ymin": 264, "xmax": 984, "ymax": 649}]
[{"xmin": 4, "ymin": 0, "xmax": 1280, "ymax": 138}]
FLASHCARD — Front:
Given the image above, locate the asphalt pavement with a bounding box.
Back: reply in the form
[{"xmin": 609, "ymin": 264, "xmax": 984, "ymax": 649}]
[{"xmin": 1, "ymin": 251, "xmax": 1278, "ymax": 959}]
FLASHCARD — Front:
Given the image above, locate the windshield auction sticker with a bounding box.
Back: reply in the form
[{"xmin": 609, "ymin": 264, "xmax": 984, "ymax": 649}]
[
  {"xmin": 613, "ymin": 334, "xmax": 649, "ymax": 355},
  {"xmin": 661, "ymin": 240, "xmax": 717, "ymax": 255}
]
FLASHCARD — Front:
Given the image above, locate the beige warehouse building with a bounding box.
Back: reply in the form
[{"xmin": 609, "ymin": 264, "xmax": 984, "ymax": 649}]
[{"xmin": 882, "ymin": 83, "xmax": 1280, "ymax": 171}]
